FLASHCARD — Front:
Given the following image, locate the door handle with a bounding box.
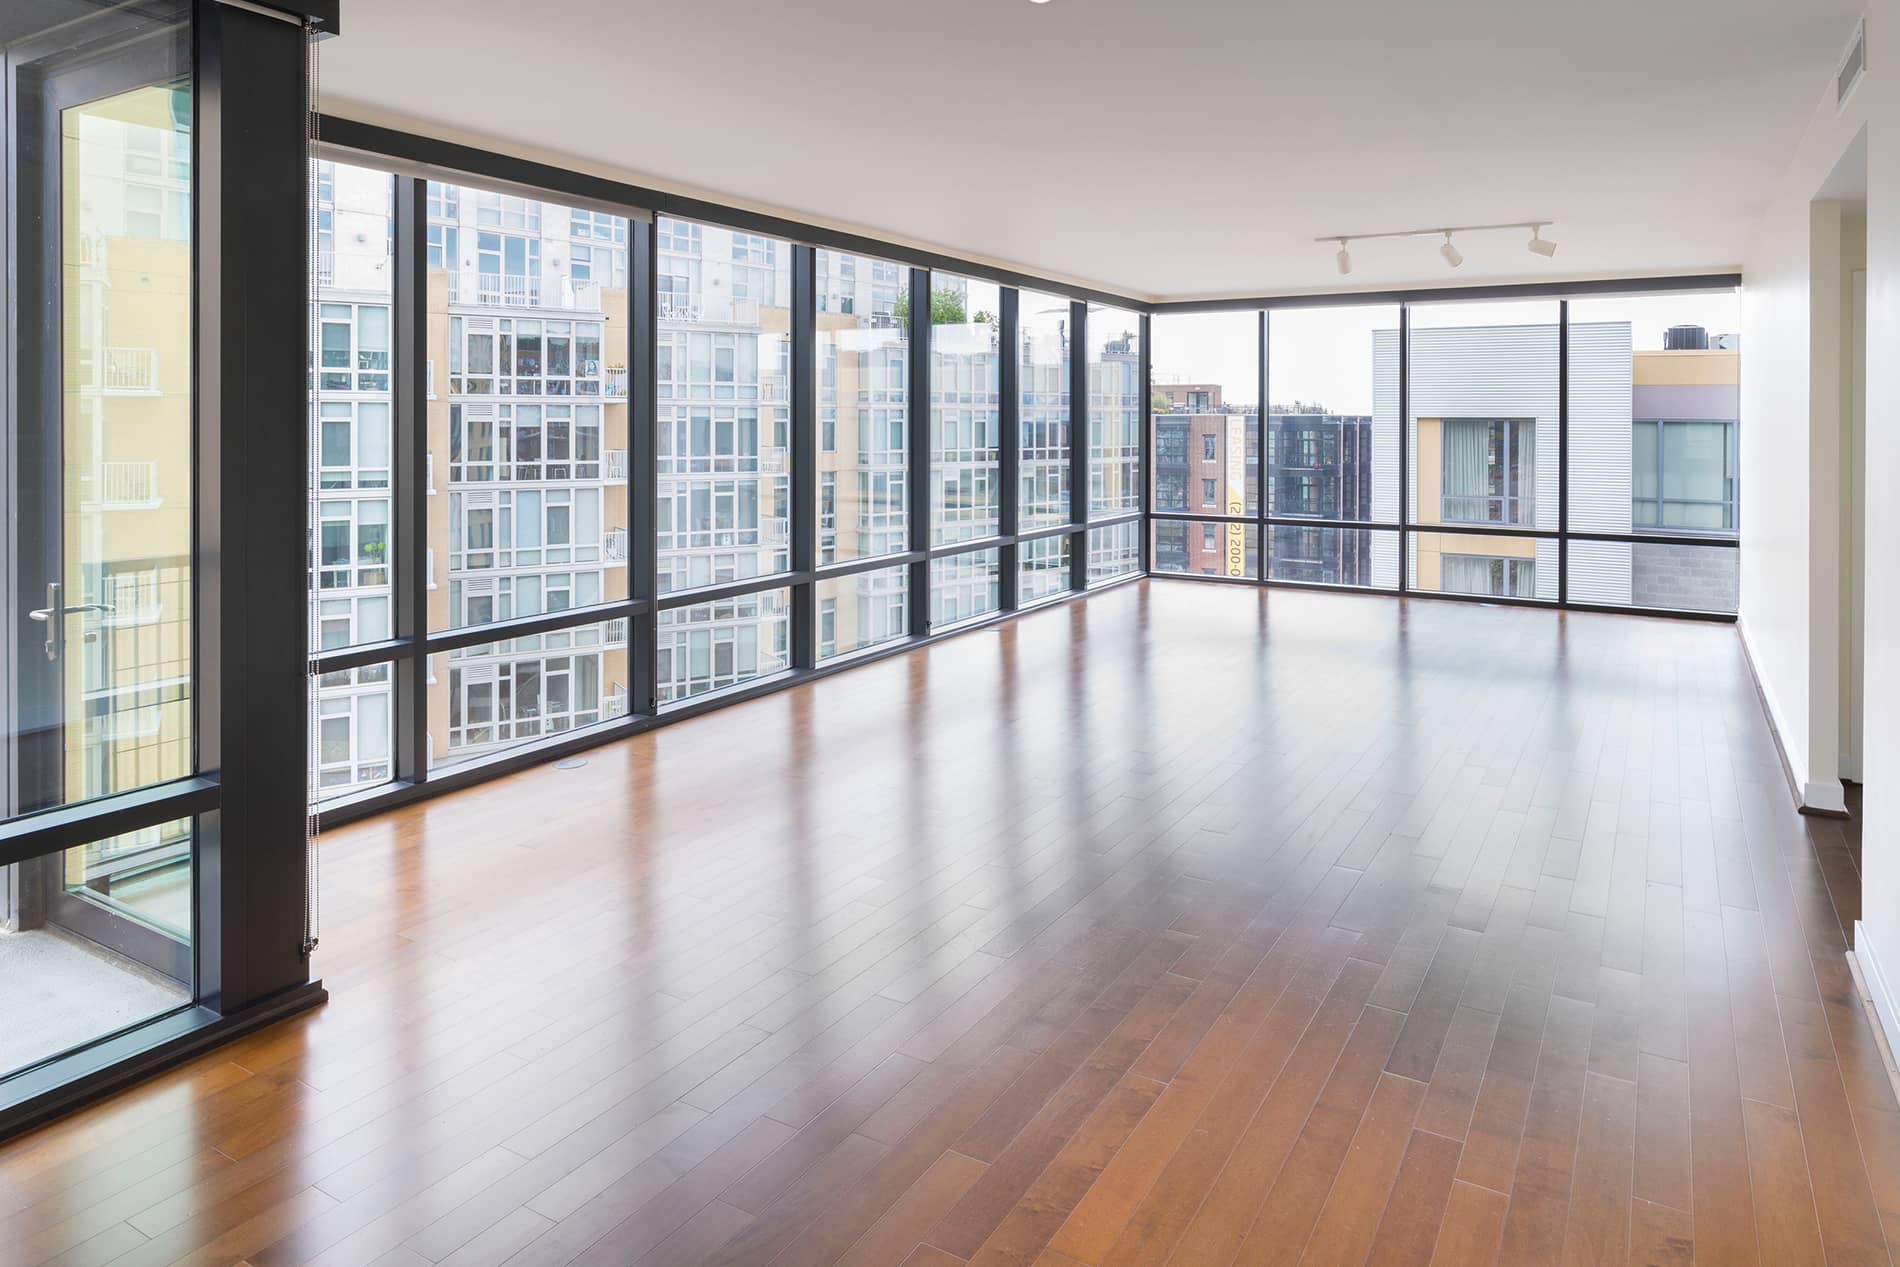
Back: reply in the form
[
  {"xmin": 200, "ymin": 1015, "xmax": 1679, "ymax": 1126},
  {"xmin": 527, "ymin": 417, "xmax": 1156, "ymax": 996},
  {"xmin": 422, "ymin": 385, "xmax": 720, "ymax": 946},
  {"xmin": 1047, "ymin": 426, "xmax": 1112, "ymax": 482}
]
[{"xmin": 28, "ymin": 582, "xmax": 115, "ymax": 661}]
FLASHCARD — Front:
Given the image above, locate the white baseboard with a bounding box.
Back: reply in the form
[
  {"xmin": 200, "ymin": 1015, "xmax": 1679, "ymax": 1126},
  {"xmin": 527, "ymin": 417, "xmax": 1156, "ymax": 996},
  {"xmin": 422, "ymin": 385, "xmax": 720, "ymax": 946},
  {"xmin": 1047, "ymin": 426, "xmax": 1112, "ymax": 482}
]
[
  {"xmin": 1740, "ymin": 619, "xmax": 1808, "ymax": 809},
  {"xmin": 1851, "ymin": 923, "xmax": 1900, "ymax": 1108},
  {"xmin": 1805, "ymin": 780, "xmax": 1849, "ymax": 814}
]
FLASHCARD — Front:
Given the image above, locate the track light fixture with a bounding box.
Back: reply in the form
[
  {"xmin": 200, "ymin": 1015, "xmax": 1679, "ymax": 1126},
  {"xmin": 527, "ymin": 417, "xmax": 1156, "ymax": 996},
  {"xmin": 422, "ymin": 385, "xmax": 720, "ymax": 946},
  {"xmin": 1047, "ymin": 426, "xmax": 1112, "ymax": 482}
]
[{"xmin": 1315, "ymin": 220, "xmax": 1555, "ymax": 273}]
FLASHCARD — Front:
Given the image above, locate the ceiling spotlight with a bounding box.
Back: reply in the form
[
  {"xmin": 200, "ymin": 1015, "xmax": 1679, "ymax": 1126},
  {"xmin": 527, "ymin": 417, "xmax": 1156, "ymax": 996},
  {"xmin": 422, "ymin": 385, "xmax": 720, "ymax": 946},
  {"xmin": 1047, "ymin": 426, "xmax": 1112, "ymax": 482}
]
[
  {"xmin": 1335, "ymin": 240, "xmax": 1352, "ymax": 276},
  {"xmin": 1527, "ymin": 226, "xmax": 1557, "ymax": 258},
  {"xmin": 1439, "ymin": 232, "xmax": 1464, "ymax": 269}
]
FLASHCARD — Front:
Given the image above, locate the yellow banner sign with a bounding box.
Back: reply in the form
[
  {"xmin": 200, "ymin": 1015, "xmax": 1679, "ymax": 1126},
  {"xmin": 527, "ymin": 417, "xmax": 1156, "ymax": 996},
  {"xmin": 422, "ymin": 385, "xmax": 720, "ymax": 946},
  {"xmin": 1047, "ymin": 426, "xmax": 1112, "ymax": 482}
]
[{"xmin": 1225, "ymin": 415, "xmax": 1247, "ymax": 577}]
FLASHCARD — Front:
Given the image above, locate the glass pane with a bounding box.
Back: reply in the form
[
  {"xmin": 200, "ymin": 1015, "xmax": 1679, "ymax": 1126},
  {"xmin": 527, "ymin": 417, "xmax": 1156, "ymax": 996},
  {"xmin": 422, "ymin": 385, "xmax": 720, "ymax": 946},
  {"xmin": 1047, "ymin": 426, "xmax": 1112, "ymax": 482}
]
[
  {"xmin": 930, "ymin": 274, "xmax": 1002, "ymax": 545},
  {"xmin": 433, "ymin": 186, "xmax": 631, "ymax": 633},
  {"xmin": 8, "ymin": 66, "xmax": 197, "ymax": 816},
  {"xmin": 1267, "ymin": 306, "xmax": 1398, "ymax": 523},
  {"xmin": 1152, "ymin": 520, "xmax": 1258, "ymax": 579},
  {"xmin": 1566, "ymin": 291, "xmax": 1739, "ymax": 536},
  {"xmin": 1087, "ymin": 306, "xmax": 1142, "ymax": 518},
  {"xmin": 817, "ymin": 250, "xmax": 908, "ymax": 564},
  {"xmin": 655, "ymin": 217, "xmax": 791, "ymax": 595},
  {"xmin": 2, "ymin": 824, "xmax": 193, "ymax": 1081},
  {"xmin": 428, "ymin": 618, "xmax": 632, "ymax": 770},
  {"xmin": 1086, "ymin": 521, "xmax": 1141, "ymax": 585},
  {"xmin": 1151, "ymin": 312, "xmax": 1258, "ymax": 515},
  {"xmin": 928, "ymin": 548, "xmax": 1000, "ymax": 629},
  {"xmin": 656, "ymin": 588, "xmax": 791, "ymax": 703},
  {"xmin": 1569, "ymin": 540, "xmax": 1739, "ymax": 613},
  {"xmin": 816, "ymin": 566, "xmax": 909, "ymax": 661},
  {"xmin": 1409, "ymin": 301, "xmax": 1558, "ymax": 534},
  {"xmin": 1018, "ymin": 535, "xmax": 1072, "ymax": 605},
  {"xmin": 1411, "ymin": 532, "xmax": 1554, "ymax": 601},
  {"xmin": 1018, "ymin": 290, "xmax": 1073, "ymax": 530},
  {"xmin": 1267, "ymin": 526, "xmax": 1398, "ymax": 588},
  {"xmin": 315, "ymin": 663, "xmax": 395, "ymax": 801}
]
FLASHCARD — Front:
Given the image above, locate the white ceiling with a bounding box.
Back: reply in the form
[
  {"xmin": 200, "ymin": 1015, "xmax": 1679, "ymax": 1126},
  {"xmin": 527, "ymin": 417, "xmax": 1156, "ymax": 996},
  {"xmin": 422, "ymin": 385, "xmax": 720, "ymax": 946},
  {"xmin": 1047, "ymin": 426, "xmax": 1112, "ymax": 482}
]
[{"xmin": 320, "ymin": 0, "xmax": 1862, "ymax": 301}]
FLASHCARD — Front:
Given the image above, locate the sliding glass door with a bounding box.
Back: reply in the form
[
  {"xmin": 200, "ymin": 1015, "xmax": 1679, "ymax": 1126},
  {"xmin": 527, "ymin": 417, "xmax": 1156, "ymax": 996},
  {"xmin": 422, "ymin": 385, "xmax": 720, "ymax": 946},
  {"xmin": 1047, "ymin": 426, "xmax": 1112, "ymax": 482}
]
[{"xmin": 3, "ymin": 0, "xmax": 196, "ymax": 1079}]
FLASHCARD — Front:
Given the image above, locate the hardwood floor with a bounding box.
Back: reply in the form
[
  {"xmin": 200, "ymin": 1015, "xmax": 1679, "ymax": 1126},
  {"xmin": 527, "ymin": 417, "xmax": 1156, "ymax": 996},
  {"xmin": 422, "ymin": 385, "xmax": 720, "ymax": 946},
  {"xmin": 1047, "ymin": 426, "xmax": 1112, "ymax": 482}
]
[{"xmin": 2, "ymin": 579, "xmax": 1892, "ymax": 1267}]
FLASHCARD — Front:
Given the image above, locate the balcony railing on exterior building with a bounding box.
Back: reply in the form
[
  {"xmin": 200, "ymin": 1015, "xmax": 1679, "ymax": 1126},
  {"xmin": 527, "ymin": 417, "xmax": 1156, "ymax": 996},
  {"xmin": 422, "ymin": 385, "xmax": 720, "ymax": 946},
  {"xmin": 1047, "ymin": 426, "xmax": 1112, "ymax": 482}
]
[
  {"xmin": 605, "ymin": 449, "xmax": 628, "ymax": 481},
  {"xmin": 659, "ymin": 295, "xmax": 701, "ymax": 323},
  {"xmin": 604, "ymin": 528, "xmax": 628, "ymax": 563},
  {"xmin": 604, "ymin": 366, "xmax": 629, "ymax": 398},
  {"xmin": 99, "ymin": 347, "xmax": 159, "ymax": 394},
  {"xmin": 474, "ymin": 274, "xmax": 541, "ymax": 308},
  {"xmin": 84, "ymin": 460, "xmax": 161, "ymax": 510},
  {"xmin": 316, "ymin": 248, "xmax": 335, "ymax": 287},
  {"xmin": 606, "ymin": 620, "xmax": 628, "ymax": 649}
]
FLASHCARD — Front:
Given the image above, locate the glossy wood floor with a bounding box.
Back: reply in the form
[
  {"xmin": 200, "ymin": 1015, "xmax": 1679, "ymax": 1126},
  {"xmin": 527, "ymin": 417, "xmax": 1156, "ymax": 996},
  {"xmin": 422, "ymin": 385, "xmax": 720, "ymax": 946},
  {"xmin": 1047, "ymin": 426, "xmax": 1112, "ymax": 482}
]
[{"xmin": 3, "ymin": 581, "xmax": 1893, "ymax": 1267}]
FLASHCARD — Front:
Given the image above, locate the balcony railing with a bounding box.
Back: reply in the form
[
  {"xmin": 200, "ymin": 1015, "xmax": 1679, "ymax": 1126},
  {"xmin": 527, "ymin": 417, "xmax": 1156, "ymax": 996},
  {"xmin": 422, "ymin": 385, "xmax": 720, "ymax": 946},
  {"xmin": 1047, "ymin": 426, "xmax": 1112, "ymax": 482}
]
[
  {"xmin": 316, "ymin": 248, "xmax": 335, "ymax": 287},
  {"xmin": 659, "ymin": 295, "xmax": 701, "ymax": 322},
  {"xmin": 94, "ymin": 460, "xmax": 160, "ymax": 508},
  {"xmin": 474, "ymin": 274, "xmax": 541, "ymax": 307},
  {"xmin": 604, "ymin": 366, "xmax": 629, "ymax": 398},
  {"xmin": 604, "ymin": 527, "xmax": 628, "ymax": 563},
  {"xmin": 605, "ymin": 449, "xmax": 628, "ymax": 481},
  {"xmin": 100, "ymin": 347, "xmax": 159, "ymax": 394}
]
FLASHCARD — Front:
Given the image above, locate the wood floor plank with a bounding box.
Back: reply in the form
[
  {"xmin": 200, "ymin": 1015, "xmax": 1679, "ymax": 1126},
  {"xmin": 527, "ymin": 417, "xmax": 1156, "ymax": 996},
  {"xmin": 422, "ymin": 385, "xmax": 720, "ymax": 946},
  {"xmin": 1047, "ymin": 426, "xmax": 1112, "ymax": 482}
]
[{"xmin": 0, "ymin": 585, "xmax": 1883, "ymax": 1267}]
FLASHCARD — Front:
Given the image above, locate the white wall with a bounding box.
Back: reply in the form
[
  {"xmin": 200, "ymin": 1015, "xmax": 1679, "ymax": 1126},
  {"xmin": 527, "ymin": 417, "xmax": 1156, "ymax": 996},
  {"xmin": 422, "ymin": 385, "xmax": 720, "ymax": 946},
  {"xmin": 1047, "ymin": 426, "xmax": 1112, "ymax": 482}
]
[
  {"xmin": 1860, "ymin": 1, "xmax": 1900, "ymax": 1047},
  {"xmin": 1746, "ymin": 1, "xmax": 1900, "ymax": 1049},
  {"xmin": 1738, "ymin": 30, "xmax": 1869, "ymax": 814}
]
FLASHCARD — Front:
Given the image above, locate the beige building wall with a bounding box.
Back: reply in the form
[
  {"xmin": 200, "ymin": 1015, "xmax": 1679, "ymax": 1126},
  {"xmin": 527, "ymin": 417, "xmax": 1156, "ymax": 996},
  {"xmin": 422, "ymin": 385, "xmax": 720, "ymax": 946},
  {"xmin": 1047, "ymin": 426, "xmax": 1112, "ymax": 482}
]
[{"xmin": 1411, "ymin": 417, "xmax": 1536, "ymax": 591}]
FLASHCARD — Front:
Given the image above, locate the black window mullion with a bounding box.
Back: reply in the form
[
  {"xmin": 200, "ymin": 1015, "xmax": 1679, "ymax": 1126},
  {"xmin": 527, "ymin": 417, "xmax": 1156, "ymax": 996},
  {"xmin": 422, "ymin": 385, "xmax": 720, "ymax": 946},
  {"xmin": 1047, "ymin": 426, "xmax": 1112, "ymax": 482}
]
[
  {"xmin": 1558, "ymin": 298, "xmax": 1570, "ymax": 606},
  {"xmin": 1069, "ymin": 300, "xmax": 1088, "ymax": 591},
  {"xmin": 998, "ymin": 287, "xmax": 1020, "ymax": 610},
  {"xmin": 1397, "ymin": 304, "xmax": 1411, "ymax": 594},
  {"xmin": 392, "ymin": 175, "xmax": 429, "ymax": 784},
  {"xmin": 630, "ymin": 218, "xmax": 660, "ymax": 713},
  {"xmin": 1258, "ymin": 310, "xmax": 1269, "ymax": 582},
  {"xmin": 789, "ymin": 245, "xmax": 817, "ymax": 668},
  {"xmin": 908, "ymin": 268, "xmax": 932, "ymax": 636},
  {"xmin": 1138, "ymin": 312, "xmax": 1152, "ymax": 575}
]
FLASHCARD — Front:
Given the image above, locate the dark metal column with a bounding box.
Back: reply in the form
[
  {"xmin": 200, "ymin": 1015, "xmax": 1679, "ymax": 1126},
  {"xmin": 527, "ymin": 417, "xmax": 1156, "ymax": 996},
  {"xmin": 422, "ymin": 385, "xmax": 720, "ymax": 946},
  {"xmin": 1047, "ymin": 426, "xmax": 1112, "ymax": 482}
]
[
  {"xmin": 630, "ymin": 218, "xmax": 660, "ymax": 711},
  {"xmin": 1069, "ymin": 300, "xmax": 1089, "ymax": 591},
  {"xmin": 789, "ymin": 245, "xmax": 817, "ymax": 667},
  {"xmin": 1138, "ymin": 312, "xmax": 1152, "ymax": 575},
  {"xmin": 1397, "ymin": 304, "xmax": 1411, "ymax": 595},
  {"xmin": 998, "ymin": 287, "xmax": 1020, "ymax": 611},
  {"xmin": 1258, "ymin": 310, "xmax": 1270, "ymax": 582},
  {"xmin": 1557, "ymin": 298, "xmax": 1570, "ymax": 606},
  {"xmin": 392, "ymin": 176, "xmax": 428, "ymax": 785},
  {"xmin": 907, "ymin": 268, "xmax": 933, "ymax": 636}
]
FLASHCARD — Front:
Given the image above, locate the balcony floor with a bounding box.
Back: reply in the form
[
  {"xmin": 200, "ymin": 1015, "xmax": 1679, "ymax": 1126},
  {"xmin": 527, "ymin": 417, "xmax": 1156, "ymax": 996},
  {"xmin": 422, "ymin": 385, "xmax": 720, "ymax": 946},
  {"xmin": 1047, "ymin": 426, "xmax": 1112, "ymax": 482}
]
[
  {"xmin": 0, "ymin": 580, "xmax": 1890, "ymax": 1266},
  {"xmin": 0, "ymin": 927, "xmax": 188, "ymax": 1076}
]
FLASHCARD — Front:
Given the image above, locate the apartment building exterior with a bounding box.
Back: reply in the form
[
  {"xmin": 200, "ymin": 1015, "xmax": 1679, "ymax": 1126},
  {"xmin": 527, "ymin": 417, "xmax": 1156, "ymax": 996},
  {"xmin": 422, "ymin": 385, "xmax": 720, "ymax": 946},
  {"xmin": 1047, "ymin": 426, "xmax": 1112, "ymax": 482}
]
[{"xmin": 1397, "ymin": 321, "xmax": 1738, "ymax": 608}]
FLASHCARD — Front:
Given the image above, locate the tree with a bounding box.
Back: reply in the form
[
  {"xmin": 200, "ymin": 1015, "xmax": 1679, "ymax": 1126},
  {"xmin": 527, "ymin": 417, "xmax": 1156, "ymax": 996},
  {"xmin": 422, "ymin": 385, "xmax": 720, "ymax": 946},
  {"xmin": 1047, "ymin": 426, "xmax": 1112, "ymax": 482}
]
[
  {"xmin": 893, "ymin": 286, "xmax": 969, "ymax": 330},
  {"xmin": 1152, "ymin": 392, "xmax": 1173, "ymax": 414}
]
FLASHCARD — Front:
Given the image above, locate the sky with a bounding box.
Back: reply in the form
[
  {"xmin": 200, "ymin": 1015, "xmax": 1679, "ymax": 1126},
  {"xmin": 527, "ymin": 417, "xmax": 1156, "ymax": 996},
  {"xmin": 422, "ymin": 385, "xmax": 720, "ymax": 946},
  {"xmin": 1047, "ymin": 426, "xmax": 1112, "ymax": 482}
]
[{"xmin": 1151, "ymin": 292, "xmax": 1740, "ymax": 417}]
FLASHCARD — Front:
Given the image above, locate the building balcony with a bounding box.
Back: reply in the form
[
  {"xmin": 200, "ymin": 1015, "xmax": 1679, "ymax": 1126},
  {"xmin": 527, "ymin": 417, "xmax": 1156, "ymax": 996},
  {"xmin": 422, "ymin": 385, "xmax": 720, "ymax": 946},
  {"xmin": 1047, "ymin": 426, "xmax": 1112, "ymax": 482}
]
[
  {"xmin": 82, "ymin": 460, "xmax": 161, "ymax": 510},
  {"xmin": 316, "ymin": 248, "xmax": 335, "ymax": 287},
  {"xmin": 472, "ymin": 274, "xmax": 541, "ymax": 308},
  {"xmin": 88, "ymin": 347, "xmax": 160, "ymax": 395}
]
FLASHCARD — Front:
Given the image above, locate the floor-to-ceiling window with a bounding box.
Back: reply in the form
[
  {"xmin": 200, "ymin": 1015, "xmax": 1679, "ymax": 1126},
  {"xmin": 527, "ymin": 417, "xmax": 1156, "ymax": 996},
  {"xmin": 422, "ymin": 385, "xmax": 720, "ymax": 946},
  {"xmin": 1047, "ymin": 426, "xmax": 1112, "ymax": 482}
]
[
  {"xmin": 6, "ymin": 0, "xmax": 323, "ymax": 1136},
  {"xmin": 1148, "ymin": 286, "xmax": 1739, "ymax": 614},
  {"xmin": 1149, "ymin": 311, "xmax": 1258, "ymax": 577},
  {"xmin": 430, "ymin": 184, "xmax": 634, "ymax": 759}
]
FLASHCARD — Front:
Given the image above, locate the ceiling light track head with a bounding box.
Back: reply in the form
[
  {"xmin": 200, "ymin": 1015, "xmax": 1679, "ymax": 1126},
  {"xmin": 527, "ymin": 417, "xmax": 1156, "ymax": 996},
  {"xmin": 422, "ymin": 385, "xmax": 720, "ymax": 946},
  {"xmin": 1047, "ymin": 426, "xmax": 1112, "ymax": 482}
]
[{"xmin": 1314, "ymin": 220, "xmax": 1554, "ymax": 272}]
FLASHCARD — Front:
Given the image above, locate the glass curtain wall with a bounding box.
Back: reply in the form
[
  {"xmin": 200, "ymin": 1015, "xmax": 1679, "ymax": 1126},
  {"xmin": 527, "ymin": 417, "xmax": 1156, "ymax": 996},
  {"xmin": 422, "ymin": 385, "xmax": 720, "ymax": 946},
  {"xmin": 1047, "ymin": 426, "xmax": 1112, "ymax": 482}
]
[
  {"xmin": 1150, "ymin": 288, "xmax": 1739, "ymax": 614},
  {"xmin": 3, "ymin": 0, "xmax": 200, "ymax": 1086},
  {"xmin": 311, "ymin": 162, "xmax": 1144, "ymax": 814}
]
